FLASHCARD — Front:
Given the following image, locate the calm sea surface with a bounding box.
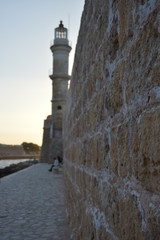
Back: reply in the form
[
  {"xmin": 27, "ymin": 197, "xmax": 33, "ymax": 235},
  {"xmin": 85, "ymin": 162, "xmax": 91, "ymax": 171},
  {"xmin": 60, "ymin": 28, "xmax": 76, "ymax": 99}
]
[{"xmin": 0, "ymin": 159, "xmax": 32, "ymax": 169}]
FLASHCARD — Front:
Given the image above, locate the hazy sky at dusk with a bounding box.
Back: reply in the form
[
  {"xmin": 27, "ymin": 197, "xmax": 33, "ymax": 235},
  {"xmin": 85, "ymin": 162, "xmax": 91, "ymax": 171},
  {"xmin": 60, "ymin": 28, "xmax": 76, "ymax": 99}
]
[{"xmin": 0, "ymin": 0, "xmax": 84, "ymax": 145}]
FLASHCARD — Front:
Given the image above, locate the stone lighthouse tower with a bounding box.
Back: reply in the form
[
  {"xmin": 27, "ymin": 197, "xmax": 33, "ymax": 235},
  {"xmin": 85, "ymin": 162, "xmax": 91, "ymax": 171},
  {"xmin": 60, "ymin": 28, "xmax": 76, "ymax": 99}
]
[{"xmin": 40, "ymin": 21, "xmax": 71, "ymax": 163}]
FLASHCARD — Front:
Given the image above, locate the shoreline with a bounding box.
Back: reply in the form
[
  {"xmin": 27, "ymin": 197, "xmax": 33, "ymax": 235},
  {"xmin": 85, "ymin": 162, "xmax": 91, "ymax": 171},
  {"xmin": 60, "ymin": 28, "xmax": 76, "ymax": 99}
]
[
  {"xmin": 0, "ymin": 155, "xmax": 40, "ymax": 160},
  {"xmin": 0, "ymin": 160, "xmax": 38, "ymax": 178}
]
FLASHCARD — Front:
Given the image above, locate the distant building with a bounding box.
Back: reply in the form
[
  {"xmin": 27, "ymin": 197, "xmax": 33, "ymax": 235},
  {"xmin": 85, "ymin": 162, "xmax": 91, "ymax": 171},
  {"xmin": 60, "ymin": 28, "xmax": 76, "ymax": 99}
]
[{"xmin": 40, "ymin": 21, "xmax": 71, "ymax": 163}]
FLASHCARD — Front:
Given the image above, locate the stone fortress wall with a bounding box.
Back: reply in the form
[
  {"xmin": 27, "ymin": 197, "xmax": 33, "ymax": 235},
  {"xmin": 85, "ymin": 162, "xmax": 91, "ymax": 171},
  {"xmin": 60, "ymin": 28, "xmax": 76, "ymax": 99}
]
[{"xmin": 63, "ymin": 0, "xmax": 160, "ymax": 239}]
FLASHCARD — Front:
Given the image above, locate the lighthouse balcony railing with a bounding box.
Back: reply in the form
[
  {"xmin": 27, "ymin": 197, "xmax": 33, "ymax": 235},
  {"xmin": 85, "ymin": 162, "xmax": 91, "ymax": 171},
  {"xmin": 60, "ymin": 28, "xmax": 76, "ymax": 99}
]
[
  {"xmin": 50, "ymin": 39, "xmax": 72, "ymax": 48},
  {"xmin": 49, "ymin": 71, "xmax": 71, "ymax": 81}
]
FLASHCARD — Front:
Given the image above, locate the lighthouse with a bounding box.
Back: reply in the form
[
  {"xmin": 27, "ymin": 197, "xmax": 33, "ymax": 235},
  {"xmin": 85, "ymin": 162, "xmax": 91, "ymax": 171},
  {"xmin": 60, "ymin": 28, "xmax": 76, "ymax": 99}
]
[{"xmin": 40, "ymin": 21, "xmax": 71, "ymax": 163}]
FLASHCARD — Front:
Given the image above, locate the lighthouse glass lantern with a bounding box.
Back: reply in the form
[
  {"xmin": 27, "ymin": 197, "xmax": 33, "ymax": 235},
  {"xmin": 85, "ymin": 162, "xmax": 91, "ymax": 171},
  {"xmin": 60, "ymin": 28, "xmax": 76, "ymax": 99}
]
[{"xmin": 55, "ymin": 21, "xmax": 68, "ymax": 39}]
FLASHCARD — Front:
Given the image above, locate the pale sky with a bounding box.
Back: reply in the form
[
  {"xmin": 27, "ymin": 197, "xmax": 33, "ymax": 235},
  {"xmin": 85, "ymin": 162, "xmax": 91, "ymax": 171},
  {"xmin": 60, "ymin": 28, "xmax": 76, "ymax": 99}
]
[{"xmin": 0, "ymin": 0, "xmax": 84, "ymax": 146}]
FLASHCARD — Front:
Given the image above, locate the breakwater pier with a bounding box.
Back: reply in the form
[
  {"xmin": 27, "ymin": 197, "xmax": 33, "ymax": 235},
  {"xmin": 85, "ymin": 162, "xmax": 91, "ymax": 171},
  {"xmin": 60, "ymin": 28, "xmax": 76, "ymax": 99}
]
[{"xmin": 0, "ymin": 164, "xmax": 71, "ymax": 240}]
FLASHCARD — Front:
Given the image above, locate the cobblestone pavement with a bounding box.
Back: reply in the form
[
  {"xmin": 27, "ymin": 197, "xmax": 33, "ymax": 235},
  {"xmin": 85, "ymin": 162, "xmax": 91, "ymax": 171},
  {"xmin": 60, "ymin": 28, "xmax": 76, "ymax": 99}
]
[{"xmin": 0, "ymin": 163, "xmax": 71, "ymax": 240}]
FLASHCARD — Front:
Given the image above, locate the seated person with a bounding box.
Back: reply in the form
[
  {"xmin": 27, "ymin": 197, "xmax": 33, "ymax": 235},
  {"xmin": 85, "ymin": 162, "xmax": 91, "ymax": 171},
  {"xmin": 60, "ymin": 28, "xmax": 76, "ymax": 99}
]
[
  {"xmin": 48, "ymin": 157, "xmax": 56, "ymax": 172},
  {"xmin": 48, "ymin": 157, "xmax": 59, "ymax": 172}
]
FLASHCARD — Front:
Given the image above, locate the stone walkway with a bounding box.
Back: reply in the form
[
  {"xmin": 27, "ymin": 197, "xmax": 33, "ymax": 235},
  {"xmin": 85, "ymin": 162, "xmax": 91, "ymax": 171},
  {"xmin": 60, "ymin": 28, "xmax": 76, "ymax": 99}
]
[{"xmin": 0, "ymin": 163, "xmax": 71, "ymax": 240}]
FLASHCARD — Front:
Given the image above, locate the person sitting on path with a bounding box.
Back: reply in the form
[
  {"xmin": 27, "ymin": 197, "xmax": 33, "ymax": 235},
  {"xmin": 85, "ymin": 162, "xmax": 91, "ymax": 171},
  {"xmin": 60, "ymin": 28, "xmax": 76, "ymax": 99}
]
[
  {"xmin": 48, "ymin": 157, "xmax": 59, "ymax": 172},
  {"xmin": 48, "ymin": 157, "xmax": 56, "ymax": 172},
  {"xmin": 54, "ymin": 157, "xmax": 59, "ymax": 168},
  {"xmin": 53, "ymin": 157, "xmax": 60, "ymax": 173}
]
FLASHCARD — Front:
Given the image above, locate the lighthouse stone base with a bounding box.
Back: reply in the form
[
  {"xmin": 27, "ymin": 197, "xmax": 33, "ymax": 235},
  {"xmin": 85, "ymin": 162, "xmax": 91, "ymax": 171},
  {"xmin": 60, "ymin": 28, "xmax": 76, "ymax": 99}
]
[{"xmin": 40, "ymin": 116, "xmax": 63, "ymax": 163}]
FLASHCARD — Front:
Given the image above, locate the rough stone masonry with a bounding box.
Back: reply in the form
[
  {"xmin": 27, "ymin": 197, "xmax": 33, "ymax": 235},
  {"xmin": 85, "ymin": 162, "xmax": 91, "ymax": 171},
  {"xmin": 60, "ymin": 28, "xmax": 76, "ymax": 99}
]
[{"xmin": 63, "ymin": 0, "xmax": 160, "ymax": 239}]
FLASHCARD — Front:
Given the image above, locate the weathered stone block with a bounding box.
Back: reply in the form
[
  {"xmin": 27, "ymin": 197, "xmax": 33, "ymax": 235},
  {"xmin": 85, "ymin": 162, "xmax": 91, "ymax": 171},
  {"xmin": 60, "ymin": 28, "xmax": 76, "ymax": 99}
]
[
  {"xmin": 117, "ymin": 122, "xmax": 131, "ymax": 179},
  {"xmin": 105, "ymin": 61, "xmax": 124, "ymax": 117},
  {"xmin": 138, "ymin": 109, "xmax": 160, "ymax": 192},
  {"xmin": 110, "ymin": 127, "xmax": 118, "ymax": 175}
]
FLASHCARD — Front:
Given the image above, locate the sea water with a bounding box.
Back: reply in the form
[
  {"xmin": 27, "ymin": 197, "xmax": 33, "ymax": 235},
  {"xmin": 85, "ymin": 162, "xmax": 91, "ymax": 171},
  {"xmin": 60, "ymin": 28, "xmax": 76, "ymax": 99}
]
[{"xmin": 0, "ymin": 159, "xmax": 31, "ymax": 169}]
